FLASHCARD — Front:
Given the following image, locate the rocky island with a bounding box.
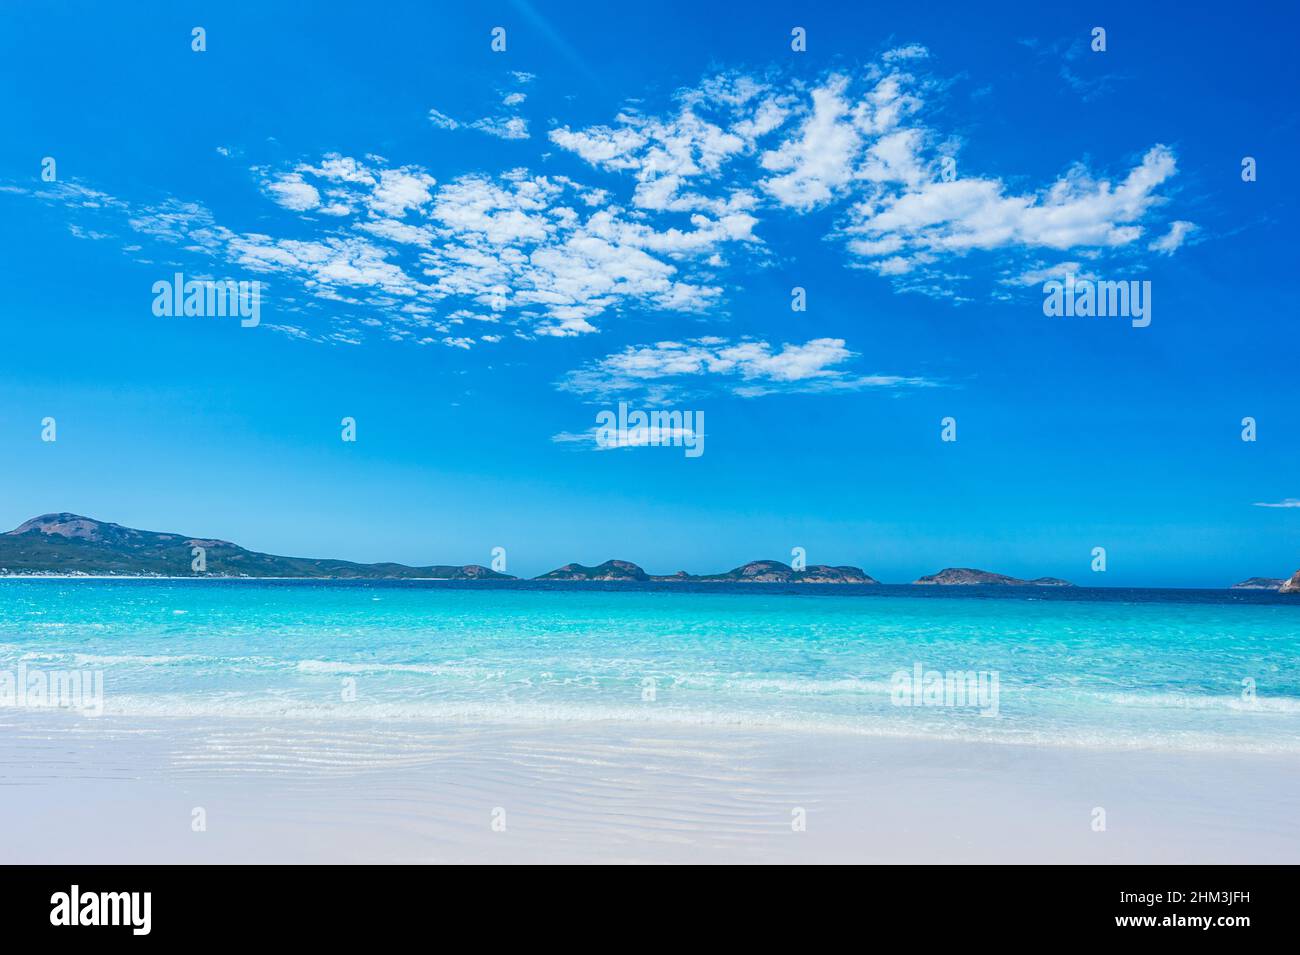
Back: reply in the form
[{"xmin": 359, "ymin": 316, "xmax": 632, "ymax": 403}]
[
  {"xmin": 1231, "ymin": 577, "xmax": 1286, "ymax": 590},
  {"xmin": 1281, "ymin": 571, "xmax": 1300, "ymax": 595},
  {"xmin": 688, "ymin": 560, "xmax": 878, "ymax": 584},
  {"xmin": 535, "ymin": 560, "xmax": 649, "ymax": 582},
  {"xmin": 913, "ymin": 568, "xmax": 1074, "ymax": 587},
  {"xmin": 535, "ymin": 558, "xmax": 878, "ymax": 584}
]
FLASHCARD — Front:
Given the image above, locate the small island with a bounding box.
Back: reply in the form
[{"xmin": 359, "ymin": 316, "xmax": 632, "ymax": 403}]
[
  {"xmin": 683, "ymin": 560, "xmax": 878, "ymax": 584},
  {"xmin": 1231, "ymin": 577, "xmax": 1286, "ymax": 591},
  {"xmin": 536, "ymin": 560, "xmax": 649, "ymax": 582},
  {"xmin": 913, "ymin": 568, "xmax": 1074, "ymax": 587},
  {"xmin": 534, "ymin": 559, "xmax": 878, "ymax": 584}
]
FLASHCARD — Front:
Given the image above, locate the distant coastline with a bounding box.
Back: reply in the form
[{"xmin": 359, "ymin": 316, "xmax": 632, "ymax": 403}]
[{"xmin": 1, "ymin": 513, "xmax": 1296, "ymax": 592}]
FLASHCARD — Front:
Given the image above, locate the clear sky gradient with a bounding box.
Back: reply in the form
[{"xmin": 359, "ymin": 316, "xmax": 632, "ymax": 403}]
[{"xmin": 1, "ymin": 1, "xmax": 1297, "ymax": 586}]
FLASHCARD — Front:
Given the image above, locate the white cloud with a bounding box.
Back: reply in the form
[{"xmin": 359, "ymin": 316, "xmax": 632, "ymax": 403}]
[
  {"xmin": 551, "ymin": 425, "xmax": 702, "ymax": 452},
  {"xmin": 370, "ymin": 167, "xmax": 437, "ymax": 217},
  {"xmin": 227, "ymin": 233, "xmax": 426, "ymax": 298},
  {"xmin": 757, "ymin": 70, "xmax": 927, "ymax": 212},
  {"xmin": 882, "ymin": 43, "xmax": 930, "ymax": 62},
  {"xmin": 264, "ymin": 173, "xmax": 321, "ymax": 211},
  {"xmin": 263, "ymin": 323, "xmax": 314, "ymax": 341},
  {"xmin": 24, "ymin": 181, "xmax": 128, "ymax": 211},
  {"xmin": 302, "ymin": 155, "xmax": 377, "ymax": 185},
  {"xmin": 126, "ymin": 198, "xmax": 216, "ymax": 242},
  {"xmin": 357, "ymin": 218, "xmax": 435, "ymax": 247},
  {"xmin": 1002, "ymin": 261, "xmax": 1097, "ymax": 286},
  {"xmin": 549, "ymin": 123, "xmax": 649, "ymax": 169},
  {"xmin": 431, "ymin": 94, "xmax": 531, "ymax": 140},
  {"xmin": 759, "ymin": 76, "xmax": 863, "ymax": 209},
  {"xmin": 550, "ymin": 72, "xmax": 786, "ymax": 214},
  {"xmin": 844, "ymin": 145, "xmax": 1180, "ymax": 274},
  {"xmin": 551, "ymin": 58, "xmax": 1185, "ymax": 290},
  {"xmin": 471, "ymin": 116, "xmax": 530, "ymax": 140},
  {"xmin": 428, "ymin": 108, "xmax": 462, "ymax": 131},
  {"xmin": 28, "ymin": 50, "xmax": 1194, "ymax": 345},
  {"xmin": 559, "ymin": 337, "xmax": 936, "ymax": 398},
  {"xmin": 1149, "ymin": 219, "xmax": 1196, "ymax": 254},
  {"xmin": 119, "ymin": 158, "xmax": 734, "ymax": 340},
  {"xmin": 1253, "ymin": 498, "xmax": 1300, "ymax": 508},
  {"xmin": 413, "ymin": 170, "xmax": 735, "ymax": 336}
]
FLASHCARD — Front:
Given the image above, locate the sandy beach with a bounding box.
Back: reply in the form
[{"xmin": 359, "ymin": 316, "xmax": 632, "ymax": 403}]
[{"xmin": 4, "ymin": 710, "xmax": 1296, "ymax": 864}]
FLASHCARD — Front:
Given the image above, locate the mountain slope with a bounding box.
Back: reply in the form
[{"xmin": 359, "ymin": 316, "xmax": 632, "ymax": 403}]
[{"xmin": 0, "ymin": 513, "xmax": 512, "ymax": 579}]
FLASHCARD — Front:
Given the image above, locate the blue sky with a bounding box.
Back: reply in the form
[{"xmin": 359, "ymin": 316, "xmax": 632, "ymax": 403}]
[{"xmin": 1, "ymin": 1, "xmax": 1297, "ymax": 586}]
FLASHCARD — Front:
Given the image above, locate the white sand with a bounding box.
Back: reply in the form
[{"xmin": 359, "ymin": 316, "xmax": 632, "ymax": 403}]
[{"xmin": 2, "ymin": 711, "xmax": 1296, "ymax": 864}]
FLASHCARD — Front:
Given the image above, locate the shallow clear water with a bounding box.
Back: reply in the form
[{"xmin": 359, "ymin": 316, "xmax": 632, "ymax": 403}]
[{"xmin": 1, "ymin": 580, "xmax": 1297, "ymax": 752}]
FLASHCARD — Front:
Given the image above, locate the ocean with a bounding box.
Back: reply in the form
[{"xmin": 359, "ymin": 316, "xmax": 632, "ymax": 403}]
[{"xmin": 2, "ymin": 579, "xmax": 1297, "ymax": 754}]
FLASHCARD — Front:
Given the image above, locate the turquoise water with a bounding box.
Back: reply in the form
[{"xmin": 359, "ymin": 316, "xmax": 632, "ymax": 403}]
[{"xmin": 1, "ymin": 580, "xmax": 1297, "ymax": 752}]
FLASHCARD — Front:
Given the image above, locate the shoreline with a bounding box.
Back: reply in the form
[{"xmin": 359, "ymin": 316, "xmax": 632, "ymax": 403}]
[
  {"xmin": 7, "ymin": 702, "xmax": 1296, "ymax": 757},
  {"xmin": 4, "ymin": 711, "xmax": 1296, "ymax": 863}
]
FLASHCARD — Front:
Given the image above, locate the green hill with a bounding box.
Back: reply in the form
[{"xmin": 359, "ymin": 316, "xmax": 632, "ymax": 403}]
[{"xmin": 0, "ymin": 513, "xmax": 512, "ymax": 579}]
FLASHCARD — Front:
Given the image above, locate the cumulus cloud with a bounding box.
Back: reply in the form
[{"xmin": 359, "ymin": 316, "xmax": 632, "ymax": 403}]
[
  {"xmin": 759, "ymin": 75, "xmax": 867, "ymax": 209},
  {"xmin": 264, "ymin": 173, "xmax": 322, "ymax": 211},
  {"xmin": 843, "ymin": 145, "xmax": 1180, "ymax": 275},
  {"xmin": 370, "ymin": 167, "xmax": 437, "ymax": 217}
]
